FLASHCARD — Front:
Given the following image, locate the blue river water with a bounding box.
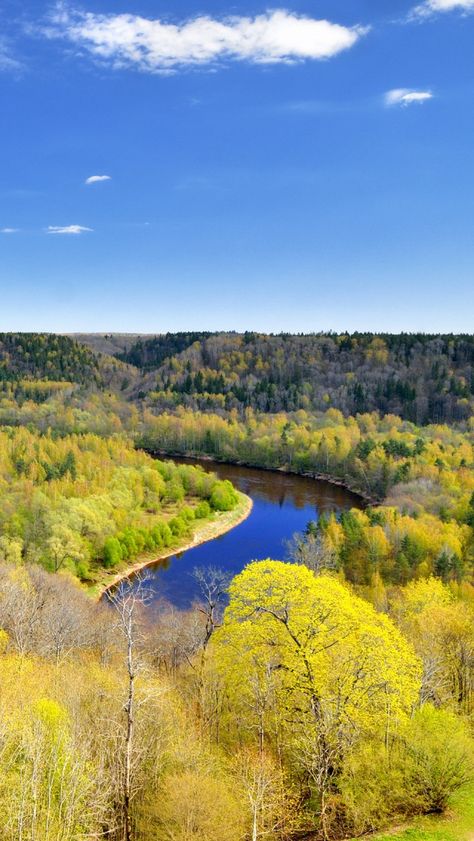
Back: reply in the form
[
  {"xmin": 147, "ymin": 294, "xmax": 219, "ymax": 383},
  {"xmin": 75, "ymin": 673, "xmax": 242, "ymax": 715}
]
[{"xmin": 126, "ymin": 457, "xmax": 362, "ymax": 610}]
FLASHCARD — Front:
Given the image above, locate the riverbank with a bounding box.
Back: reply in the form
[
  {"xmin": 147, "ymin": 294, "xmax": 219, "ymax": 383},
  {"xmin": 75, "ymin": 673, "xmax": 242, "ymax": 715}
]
[
  {"xmin": 142, "ymin": 448, "xmax": 378, "ymax": 506},
  {"xmin": 93, "ymin": 490, "xmax": 253, "ymax": 600}
]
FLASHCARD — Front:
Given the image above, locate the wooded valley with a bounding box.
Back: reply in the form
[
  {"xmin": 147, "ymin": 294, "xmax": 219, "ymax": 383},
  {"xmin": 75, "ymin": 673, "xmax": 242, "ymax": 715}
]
[{"xmin": 0, "ymin": 331, "xmax": 472, "ymax": 841}]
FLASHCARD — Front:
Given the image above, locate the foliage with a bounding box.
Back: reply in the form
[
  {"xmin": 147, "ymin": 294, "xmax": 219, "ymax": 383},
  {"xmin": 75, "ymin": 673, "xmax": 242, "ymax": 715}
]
[
  {"xmin": 400, "ymin": 706, "xmax": 474, "ymax": 813},
  {"xmin": 116, "ymin": 331, "xmax": 214, "ymax": 371},
  {"xmin": 339, "ymin": 706, "xmax": 474, "ymax": 835},
  {"xmin": 213, "ymin": 561, "xmax": 422, "ymax": 838},
  {"xmin": 139, "ymin": 407, "xmax": 474, "ymax": 583},
  {"xmin": 0, "ymin": 559, "xmax": 472, "ymax": 839},
  {"xmin": 0, "ymin": 333, "xmax": 100, "ymax": 385},
  {"xmin": 0, "ymin": 427, "xmax": 238, "ymax": 580},
  {"xmin": 0, "ymin": 334, "xmax": 473, "ymax": 839},
  {"xmin": 215, "ymin": 561, "xmax": 421, "ymax": 735},
  {"xmin": 114, "ymin": 332, "xmax": 474, "ymax": 424}
]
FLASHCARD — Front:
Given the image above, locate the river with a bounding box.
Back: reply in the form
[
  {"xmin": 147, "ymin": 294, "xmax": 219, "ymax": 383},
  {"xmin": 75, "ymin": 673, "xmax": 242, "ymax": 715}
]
[{"xmin": 125, "ymin": 458, "xmax": 363, "ymax": 610}]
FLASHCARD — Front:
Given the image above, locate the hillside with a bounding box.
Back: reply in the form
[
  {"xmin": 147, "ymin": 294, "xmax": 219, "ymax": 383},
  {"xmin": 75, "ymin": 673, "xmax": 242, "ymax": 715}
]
[
  {"xmin": 0, "ymin": 332, "xmax": 140, "ymax": 400},
  {"xmin": 67, "ymin": 333, "xmax": 156, "ymax": 358},
  {"xmin": 25, "ymin": 331, "xmax": 473, "ymax": 425},
  {"xmin": 73, "ymin": 332, "xmax": 474, "ymax": 425},
  {"xmin": 0, "ymin": 333, "xmax": 100, "ymax": 385}
]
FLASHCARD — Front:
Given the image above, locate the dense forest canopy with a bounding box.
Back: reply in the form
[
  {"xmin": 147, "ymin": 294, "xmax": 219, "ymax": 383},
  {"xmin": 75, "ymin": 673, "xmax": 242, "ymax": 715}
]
[
  {"xmin": 6, "ymin": 331, "xmax": 473, "ymax": 425},
  {"xmin": 0, "ymin": 333, "xmax": 100, "ymax": 384},
  {"xmin": 140, "ymin": 407, "xmax": 474, "ymax": 585},
  {"xmin": 0, "ymin": 332, "xmax": 473, "ymax": 589},
  {"xmin": 116, "ymin": 332, "xmax": 215, "ymax": 370},
  {"xmin": 0, "ymin": 333, "xmax": 137, "ymax": 403},
  {"xmin": 96, "ymin": 331, "xmax": 474, "ymax": 424}
]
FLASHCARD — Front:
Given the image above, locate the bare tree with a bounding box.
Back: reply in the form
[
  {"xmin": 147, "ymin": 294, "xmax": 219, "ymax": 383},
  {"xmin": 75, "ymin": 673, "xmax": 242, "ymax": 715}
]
[
  {"xmin": 285, "ymin": 529, "xmax": 337, "ymax": 575},
  {"xmin": 0, "ymin": 565, "xmax": 105, "ymax": 661},
  {"xmin": 235, "ymin": 749, "xmax": 298, "ymax": 841},
  {"xmin": 191, "ymin": 567, "xmax": 231, "ymax": 742},
  {"xmin": 107, "ymin": 574, "xmax": 151, "ymax": 841},
  {"xmin": 0, "ymin": 565, "xmax": 47, "ymax": 655},
  {"xmin": 192, "ymin": 566, "xmax": 231, "ymax": 649},
  {"xmin": 145, "ymin": 599, "xmax": 205, "ymax": 675}
]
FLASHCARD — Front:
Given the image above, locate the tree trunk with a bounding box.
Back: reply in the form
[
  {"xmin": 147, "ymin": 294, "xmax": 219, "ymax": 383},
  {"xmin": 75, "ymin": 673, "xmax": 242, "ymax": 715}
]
[{"xmin": 124, "ymin": 618, "xmax": 134, "ymax": 841}]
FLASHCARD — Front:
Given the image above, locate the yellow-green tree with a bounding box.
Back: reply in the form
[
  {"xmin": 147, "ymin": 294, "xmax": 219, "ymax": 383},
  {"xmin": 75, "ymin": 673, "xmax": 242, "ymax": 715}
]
[{"xmin": 213, "ymin": 561, "xmax": 421, "ymax": 838}]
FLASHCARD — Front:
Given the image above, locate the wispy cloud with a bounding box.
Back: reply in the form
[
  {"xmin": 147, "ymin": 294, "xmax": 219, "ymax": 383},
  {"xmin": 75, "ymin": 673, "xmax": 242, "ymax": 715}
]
[
  {"xmin": 410, "ymin": 0, "xmax": 474, "ymax": 18},
  {"xmin": 1, "ymin": 227, "xmax": 19, "ymax": 234},
  {"xmin": 47, "ymin": 225, "xmax": 93, "ymax": 235},
  {"xmin": 385, "ymin": 88, "xmax": 433, "ymax": 106},
  {"xmin": 85, "ymin": 174, "xmax": 111, "ymax": 184},
  {"xmin": 0, "ymin": 39, "xmax": 23, "ymax": 73},
  {"xmin": 46, "ymin": 6, "xmax": 368, "ymax": 72}
]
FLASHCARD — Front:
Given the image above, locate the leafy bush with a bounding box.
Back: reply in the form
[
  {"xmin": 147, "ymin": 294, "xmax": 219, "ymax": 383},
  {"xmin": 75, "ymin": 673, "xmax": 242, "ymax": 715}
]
[
  {"xmin": 103, "ymin": 537, "xmax": 122, "ymax": 568},
  {"xmin": 169, "ymin": 516, "xmax": 190, "ymax": 539},
  {"xmin": 194, "ymin": 500, "xmax": 211, "ymax": 519},
  {"xmin": 402, "ymin": 706, "xmax": 474, "ymax": 813},
  {"xmin": 180, "ymin": 505, "xmax": 195, "ymax": 522},
  {"xmin": 339, "ymin": 706, "xmax": 474, "ymax": 835},
  {"xmin": 210, "ymin": 480, "xmax": 239, "ymax": 512}
]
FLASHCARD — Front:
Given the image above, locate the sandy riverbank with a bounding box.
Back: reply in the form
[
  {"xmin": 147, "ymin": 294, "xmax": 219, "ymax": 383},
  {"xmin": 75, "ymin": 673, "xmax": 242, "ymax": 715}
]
[{"xmin": 96, "ymin": 490, "xmax": 253, "ymax": 600}]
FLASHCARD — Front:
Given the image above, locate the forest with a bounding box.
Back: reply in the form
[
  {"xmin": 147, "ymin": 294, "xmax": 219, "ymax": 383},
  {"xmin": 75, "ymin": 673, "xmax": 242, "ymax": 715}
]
[
  {"xmin": 0, "ymin": 332, "xmax": 472, "ymax": 840},
  {"xmin": 3, "ymin": 331, "xmax": 474, "ymax": 423},
  {"xmin": 107, "ymin": 332, "xmax": 474, "ymax": 424},
  {"xmin": 0, "ymin": 425, "xmax": 241, "ymax": 586},
  {"xmin": 0, "ymin": 561, "xmax": 472, "ymax": 841},
  {"xmin": 139, "ymin": 407, "xmax": 474, "ymax": 585}
]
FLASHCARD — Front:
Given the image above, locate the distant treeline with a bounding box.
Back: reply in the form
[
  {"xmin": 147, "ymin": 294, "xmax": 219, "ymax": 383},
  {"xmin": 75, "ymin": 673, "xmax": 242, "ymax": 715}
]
[
  {"xmin": 116, "ymin": 331, "xmax": 214, "ymax": 370},
  {"xmin": 2, "ymin": 331, "xmax": 474, "ymax": 424}
]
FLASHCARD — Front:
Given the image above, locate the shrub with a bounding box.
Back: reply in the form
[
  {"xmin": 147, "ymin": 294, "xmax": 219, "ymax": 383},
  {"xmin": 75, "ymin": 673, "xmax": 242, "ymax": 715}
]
[
  {"xmin": 169, "ymin": 516, "xmax": 189, "ymax": 539},
  {"xmin": 402, "ymin": 705, "xmax": 474, "ymax": 813},
  {"xmin": 339, "ymin": 706, "xmax": 474, "ymax": 835},
  {"xmin": 150, "ymin": 525, "xmax": 164, "ymax": 548},
  {"xmin": 180, "ymin": 505, "xmax": 195, "ymax": 523},
  {"xmin": 164, "ymin": 481, "xmax": 186, "ymax": 504},
  {"xmin": 118, "ymin": 530, "xmax": 137, "ymax": 559},
  {"xmin": 339, "ymin": 741, "xmax": 407, "ymax": 834},
  {"xmin": 149, "ymin": 770, "xmax": 245, "ymax": 841},
  {"xmin": 210, "ymin": 480, "xmax": 239, "ymax": 512},
  {"xmin": 160, "ymin": 522, "xmax": 173, "ymax": 547},
  {"xmin": 195, "ymin": 500, "xmax": 211, "ymax": 519}
]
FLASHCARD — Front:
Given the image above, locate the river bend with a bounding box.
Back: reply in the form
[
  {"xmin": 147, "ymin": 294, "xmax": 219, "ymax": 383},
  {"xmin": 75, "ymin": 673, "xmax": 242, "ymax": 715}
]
[{"xmin": 126, "ymin": 458, "xmax": 363, "ymax": 610}]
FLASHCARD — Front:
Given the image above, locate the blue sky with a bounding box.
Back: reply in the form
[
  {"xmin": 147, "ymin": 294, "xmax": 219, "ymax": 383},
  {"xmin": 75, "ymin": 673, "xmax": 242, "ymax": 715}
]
[{"xmin": 0, "ymin": 0, "xmax": 473, "ymax": 333}]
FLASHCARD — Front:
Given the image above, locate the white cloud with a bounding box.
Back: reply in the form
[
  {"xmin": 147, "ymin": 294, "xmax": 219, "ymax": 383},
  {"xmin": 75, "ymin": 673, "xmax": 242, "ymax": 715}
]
[
  {"xmin": 1, "ymin": 227, "xmax": 19, "ymax": 234},
  {"xmin": 47, "ymin": 7, "xmax": 368, "ymax": 72},
  {"xmin": 85, "ymin": 174, "xmax": 111, "ymax": 184},
  {"xmin": 385, "ymin": 88, "xmax": 433, "ymax": 106},
  {"xmin": 411, "ymin": 0, "xmax": 474, "ymax": 17},
  {"xmin": 47, "ymin": 225, "xmax": 93, "ymax": 234}
]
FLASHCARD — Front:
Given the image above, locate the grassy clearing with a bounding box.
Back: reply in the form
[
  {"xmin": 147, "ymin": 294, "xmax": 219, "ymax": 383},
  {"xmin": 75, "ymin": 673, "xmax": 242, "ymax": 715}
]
[{"xmin": 369, "ymin": 785, "xmax": 474, "ymax": 841}]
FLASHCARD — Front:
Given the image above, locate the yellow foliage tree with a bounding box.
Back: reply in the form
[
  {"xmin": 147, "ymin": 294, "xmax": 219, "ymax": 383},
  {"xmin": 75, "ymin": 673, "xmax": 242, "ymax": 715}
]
[{"xmin": 213, "ymin": 561, "xmax": 421, "ymax": 838}]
